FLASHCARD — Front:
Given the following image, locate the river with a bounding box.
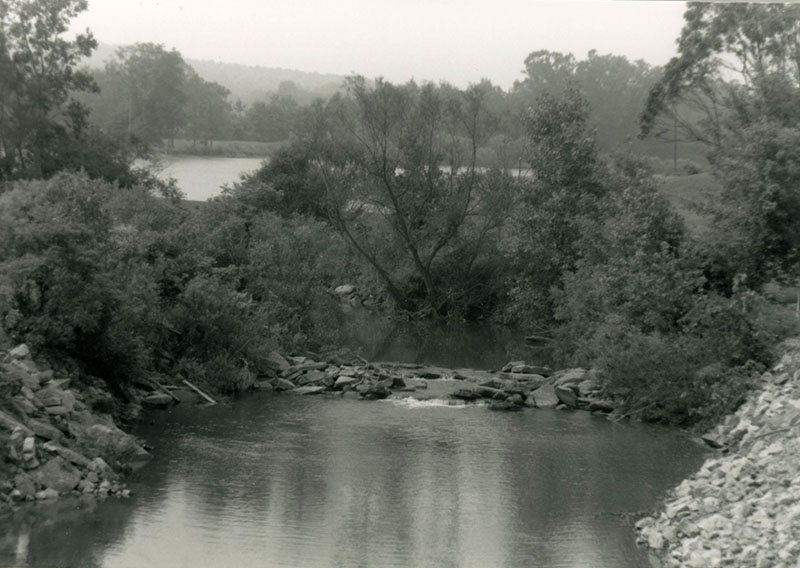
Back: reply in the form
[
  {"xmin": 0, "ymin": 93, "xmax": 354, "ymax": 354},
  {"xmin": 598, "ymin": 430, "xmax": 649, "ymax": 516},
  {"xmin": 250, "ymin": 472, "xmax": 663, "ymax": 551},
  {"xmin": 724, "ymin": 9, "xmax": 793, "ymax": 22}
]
[{"xmin": 1, "ymin": 394, "xmax": 707, "ymax": 568}]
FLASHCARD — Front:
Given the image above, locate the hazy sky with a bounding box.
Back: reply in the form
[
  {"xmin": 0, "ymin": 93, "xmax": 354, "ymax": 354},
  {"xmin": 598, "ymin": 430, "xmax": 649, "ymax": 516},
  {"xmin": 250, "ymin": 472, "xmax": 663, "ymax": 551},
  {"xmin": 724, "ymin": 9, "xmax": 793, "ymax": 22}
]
[{"xmin": 69, "ymin": 0, "xmax": 687, "ymax": 88}]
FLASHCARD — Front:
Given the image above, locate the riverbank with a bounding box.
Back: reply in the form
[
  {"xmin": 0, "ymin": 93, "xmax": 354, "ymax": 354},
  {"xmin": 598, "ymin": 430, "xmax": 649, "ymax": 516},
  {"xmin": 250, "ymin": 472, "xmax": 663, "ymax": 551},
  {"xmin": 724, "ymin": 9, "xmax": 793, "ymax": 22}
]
[
  {"xmin": 0, "ymin": 344, "xmax": 151, "ymax": 511},
  {"xmin": 635, "ymin": 338, "xmax": 800, "ymax": 567},
  {"xmin": 159, "ymin": 138, "xmax": 284, "ymax": 158}
]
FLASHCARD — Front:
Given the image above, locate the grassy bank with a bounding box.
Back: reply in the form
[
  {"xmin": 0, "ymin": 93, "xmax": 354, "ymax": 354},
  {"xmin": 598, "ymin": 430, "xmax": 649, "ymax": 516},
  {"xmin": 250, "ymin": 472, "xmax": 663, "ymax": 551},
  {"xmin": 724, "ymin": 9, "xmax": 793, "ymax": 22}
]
[{"xmin": 162, "ymin": 139, "xmax": 287, "ymax": 158}]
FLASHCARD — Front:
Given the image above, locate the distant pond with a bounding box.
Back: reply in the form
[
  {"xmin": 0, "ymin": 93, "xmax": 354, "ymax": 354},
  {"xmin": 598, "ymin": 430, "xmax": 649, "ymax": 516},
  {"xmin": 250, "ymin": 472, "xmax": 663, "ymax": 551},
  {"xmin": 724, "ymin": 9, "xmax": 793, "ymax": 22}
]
[{"xmin": 157, "ymin": 156, "xmax": 267, "ymax": 200}]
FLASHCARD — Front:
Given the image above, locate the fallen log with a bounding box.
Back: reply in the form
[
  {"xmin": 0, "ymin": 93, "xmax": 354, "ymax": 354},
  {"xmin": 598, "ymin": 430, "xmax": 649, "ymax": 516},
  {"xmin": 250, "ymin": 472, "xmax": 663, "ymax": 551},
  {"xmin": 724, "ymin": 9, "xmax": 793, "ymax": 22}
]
[{"xmin": 182, "ymin": 379, "xmax": 217, "ymax": 405}]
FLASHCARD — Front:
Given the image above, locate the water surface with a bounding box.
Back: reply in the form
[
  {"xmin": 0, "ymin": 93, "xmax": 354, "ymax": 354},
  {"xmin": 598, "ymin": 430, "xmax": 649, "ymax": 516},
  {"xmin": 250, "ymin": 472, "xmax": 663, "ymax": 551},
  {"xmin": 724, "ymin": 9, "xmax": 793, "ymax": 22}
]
[
  {"xmin": 159, "ymin": 156, "xmax": 266, "ymax": 200},
  {"xmin": 1, "ymin": 395, "xmax": 706, "ymax": 568}
]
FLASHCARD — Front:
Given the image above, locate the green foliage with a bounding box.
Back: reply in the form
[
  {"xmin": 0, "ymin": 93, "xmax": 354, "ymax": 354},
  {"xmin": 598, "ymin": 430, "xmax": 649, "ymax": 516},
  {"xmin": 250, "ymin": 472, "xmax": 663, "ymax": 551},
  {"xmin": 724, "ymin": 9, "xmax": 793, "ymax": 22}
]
[
  {"xmin": 227, "ymin": 142, "xmax": 327, "ymax": 219},
  {"xmin": 307, "ymin": 76, "xmax": 516, "ymax": 316},
  {"xmin": 98, "ymin": 43, "xmax": 189, "ymax": 144},
  {"xmin": 0, "ymin": 0, "xmax": 98, "ymax": 179},
  {"xmin": 505, "ymin": 87, "xmax": 608, "ymax": 324}
]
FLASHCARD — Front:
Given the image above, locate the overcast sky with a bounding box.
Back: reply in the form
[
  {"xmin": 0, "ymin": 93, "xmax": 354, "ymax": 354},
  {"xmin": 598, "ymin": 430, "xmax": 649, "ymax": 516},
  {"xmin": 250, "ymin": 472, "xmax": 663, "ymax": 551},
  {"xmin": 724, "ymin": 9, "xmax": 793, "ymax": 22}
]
[{"xmin": 69, "ymin": 0, "xmax": 687, "ymax": 88}]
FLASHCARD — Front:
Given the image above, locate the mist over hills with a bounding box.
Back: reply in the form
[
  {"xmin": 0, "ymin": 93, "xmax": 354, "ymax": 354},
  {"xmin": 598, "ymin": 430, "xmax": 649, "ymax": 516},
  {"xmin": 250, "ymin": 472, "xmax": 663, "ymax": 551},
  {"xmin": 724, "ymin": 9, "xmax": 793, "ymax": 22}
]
[{"xmin": 83, "ymin": 43, "xmax": 346, "ymax": 104}]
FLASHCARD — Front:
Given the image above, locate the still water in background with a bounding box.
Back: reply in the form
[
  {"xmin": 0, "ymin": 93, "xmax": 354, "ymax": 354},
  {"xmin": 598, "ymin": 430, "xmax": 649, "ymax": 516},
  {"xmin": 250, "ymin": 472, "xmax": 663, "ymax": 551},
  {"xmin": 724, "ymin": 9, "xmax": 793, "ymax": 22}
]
[
  {"xmin": 1, "ymin": 395, "xmax": 707, "ymax": 568},
  {"xmin": 158, "ymin": 156, "xmax": 266, "ymax": 200}
]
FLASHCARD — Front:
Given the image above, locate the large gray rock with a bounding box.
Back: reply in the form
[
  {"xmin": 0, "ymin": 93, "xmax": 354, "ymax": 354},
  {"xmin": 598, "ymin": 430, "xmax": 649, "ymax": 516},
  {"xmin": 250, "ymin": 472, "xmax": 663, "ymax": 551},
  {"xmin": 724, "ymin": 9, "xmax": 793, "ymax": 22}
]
[
  {"xmin": 452, "ymin": 388, "xmax": 482, "ymax": 401},
  {"xmin": 36, "ymin": 456, "xmax": 81, "ymax": 493},
  {"xmin": 334, "ymin": 376, "xmax": 359, "ymax": 389},
  {"xmin": 333, "ymin": 284, "xmax": 356, "ymax": 295},
  {"xmin": 553, "ymin": 368, "xmax": 588, "ymax": 387},
  {"xmin": 297, "ymin": 370, "xmax": 327, "ymax": 385},
  {"xmin": 531, "ymin": 384, "xmax": 559, "ymax": 408},
  {"xmin": 84, "ymin": 424, "xmax": 150, "ymax": 462},
  {"xmin": 554, "ymin": 385, "xmax": 579, "ymax": 407},
  {"xmin": 265, "ymin": 351, "xmax": 291, "ymax": 373}
]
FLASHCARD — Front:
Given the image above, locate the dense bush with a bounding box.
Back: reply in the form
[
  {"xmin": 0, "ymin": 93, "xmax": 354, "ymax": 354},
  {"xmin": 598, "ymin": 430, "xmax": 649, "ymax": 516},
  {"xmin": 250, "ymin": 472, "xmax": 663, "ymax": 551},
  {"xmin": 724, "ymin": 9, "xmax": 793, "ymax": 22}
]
[{"xmin": 0, "ymin": 172, "xmax": 284, "ymax": 392}]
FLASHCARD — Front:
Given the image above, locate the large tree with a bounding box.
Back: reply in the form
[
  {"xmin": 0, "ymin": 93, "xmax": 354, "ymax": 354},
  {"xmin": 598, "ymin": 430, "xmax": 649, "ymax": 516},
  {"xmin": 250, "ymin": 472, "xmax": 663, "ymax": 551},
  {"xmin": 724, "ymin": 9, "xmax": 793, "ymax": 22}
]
[
  {"xmin": 105, "ymin": 43, "xmax": 189, "ymax": 144},
  {"xmin": 641, "ymin": 3, "xmax": 800, "ymax": 287},
  {"xmin": 312, "ymin": 77, "xmax": 515, "ymax": 315},
  {"xmin": 0, "ymin": 0, "xmax": 97, "ymax": 179}
]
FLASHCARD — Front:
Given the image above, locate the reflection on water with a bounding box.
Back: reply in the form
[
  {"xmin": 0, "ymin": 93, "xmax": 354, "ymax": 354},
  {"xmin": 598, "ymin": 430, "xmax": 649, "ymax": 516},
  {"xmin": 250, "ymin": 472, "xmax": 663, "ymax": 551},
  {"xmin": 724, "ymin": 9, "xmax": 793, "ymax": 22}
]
[
  {"xmin": 1, "ymin": 396, "xmax": 707, "ymax": 568},
  {"xmin": 333, "ymin": 308, "xmax": 552, "ymax": 370}
]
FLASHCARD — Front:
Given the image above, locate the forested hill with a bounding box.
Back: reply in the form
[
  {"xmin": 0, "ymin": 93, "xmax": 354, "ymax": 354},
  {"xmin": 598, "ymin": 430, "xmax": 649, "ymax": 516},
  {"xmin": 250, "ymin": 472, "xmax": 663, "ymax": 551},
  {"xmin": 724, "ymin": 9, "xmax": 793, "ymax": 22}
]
[{"xmin": 83, "ymin": 42, "xmax": 345, "ymax": 103}]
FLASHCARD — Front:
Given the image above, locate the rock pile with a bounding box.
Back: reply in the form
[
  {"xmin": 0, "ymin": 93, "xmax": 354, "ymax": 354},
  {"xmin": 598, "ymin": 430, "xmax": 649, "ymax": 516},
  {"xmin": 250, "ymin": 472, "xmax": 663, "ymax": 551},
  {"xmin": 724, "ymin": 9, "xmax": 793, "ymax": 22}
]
[
  {"xmin": 0, "ymin": 345, "xmax": 149, "ymax": 509},
  {"xmin": 636, "ymin": 339, "xmax": 800, "ymax": 568},
  {"xmin": 250, "ymin": 352, "xmax": 618, "ymax": 414}
]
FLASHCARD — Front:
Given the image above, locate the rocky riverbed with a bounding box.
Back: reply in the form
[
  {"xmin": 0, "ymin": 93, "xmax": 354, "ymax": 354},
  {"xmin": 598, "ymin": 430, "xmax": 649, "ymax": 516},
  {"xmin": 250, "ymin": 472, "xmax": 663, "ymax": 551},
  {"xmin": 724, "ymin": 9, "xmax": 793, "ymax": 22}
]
[
  {"xmin": 0, "ymin": 344, "xmax": 150, "ymax": 510},
  {"xmin": 235, "ymin": 350, "xmax": 618, "ymax": 414},
  {"xmin": 636, "ymin": 339, "xmax": 800, "ymax": 568},
  {"xmin": 0, "ymin": 342, "xmax": 617, "ymax": 512}
]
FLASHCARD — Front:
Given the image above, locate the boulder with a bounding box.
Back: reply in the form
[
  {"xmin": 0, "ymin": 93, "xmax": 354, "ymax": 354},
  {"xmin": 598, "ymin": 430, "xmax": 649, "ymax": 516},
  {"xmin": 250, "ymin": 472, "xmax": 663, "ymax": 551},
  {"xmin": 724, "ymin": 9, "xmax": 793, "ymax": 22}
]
[
  {"xmin": 553, "ymin": 368, "xmax": 587, "ymax": 387},
  {"xmin": 264, "ymin": 351, "xmax": 291, "ymax": 373},
  {"xmin": 36, "ymin": 456, "xmax": 81, "ymax": 493},
  {"xmin": 291, "ymin": 386, "xmax": 326, "ymax": 395},
  {"xmin": 274, "ymin": 378, "xmax": 296, "ymax": 391},
  {"xmin": 475, "ymin": 385, "xmax": 507, "ymax": 399},
  {"xmin": 357, "ymin": 383, "xmax": 390, "ymax": 399},
  {"xmin": 90, "ymin": 457, "xmax": 119, "ymax": 482},
  {"xmin": 297, "ymin": 370, "xmax": 327, "ymax": 386},
  {"xmin": 498, "ymin": 373, "xmax": 548, "ymax": 388},
  {"xmin": 84, "ymin": 424, "xmax": 150, "ymax": 462},
  {"xmin": 9, "ymin": 344, "xmax": 31, "ymax": 359},
  {"xmin": 555, "ymin": 385, "xmax": 579, "ymax": 407},
  {"xmin": 488, "ymin": 400, "xmax": 523, "ymax": 411},
  {"xmin": 334, "ymin": 376, "xmax": 359, "ymax": 389},
  {"xmin": 451, "ymin": 388, "xmax": 482, "ymax": 401},
  {"xmin": 333, "ymin": 284, "xmax": 356, "ymax": 295},
  {"xmin": 141, "ymin": 393, "xmax": 174, "ymax": 409},
  {"xmin": 532, "ymin": 384, "xmax": 559, "ymax": 408}
]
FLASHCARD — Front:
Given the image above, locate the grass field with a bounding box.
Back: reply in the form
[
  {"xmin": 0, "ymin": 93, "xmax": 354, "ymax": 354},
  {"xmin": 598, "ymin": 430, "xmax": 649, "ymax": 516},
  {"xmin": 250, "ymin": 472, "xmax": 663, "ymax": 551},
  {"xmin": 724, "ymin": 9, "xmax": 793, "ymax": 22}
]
[
  {"xmin": 164, "ymin": 139, "xmax": 287, "ymax": 158},
  {"xmin": 655, "ymin": 172, "xmax": 723, "ymax": 236}
]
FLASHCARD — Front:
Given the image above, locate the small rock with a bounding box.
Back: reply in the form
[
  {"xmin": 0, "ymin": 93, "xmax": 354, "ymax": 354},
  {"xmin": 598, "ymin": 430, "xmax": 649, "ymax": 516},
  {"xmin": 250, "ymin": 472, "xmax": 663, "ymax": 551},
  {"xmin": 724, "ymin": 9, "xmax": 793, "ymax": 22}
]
[{"xmin": 35, "ymin": 488, "xmax": 60, "ymax": 500}]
